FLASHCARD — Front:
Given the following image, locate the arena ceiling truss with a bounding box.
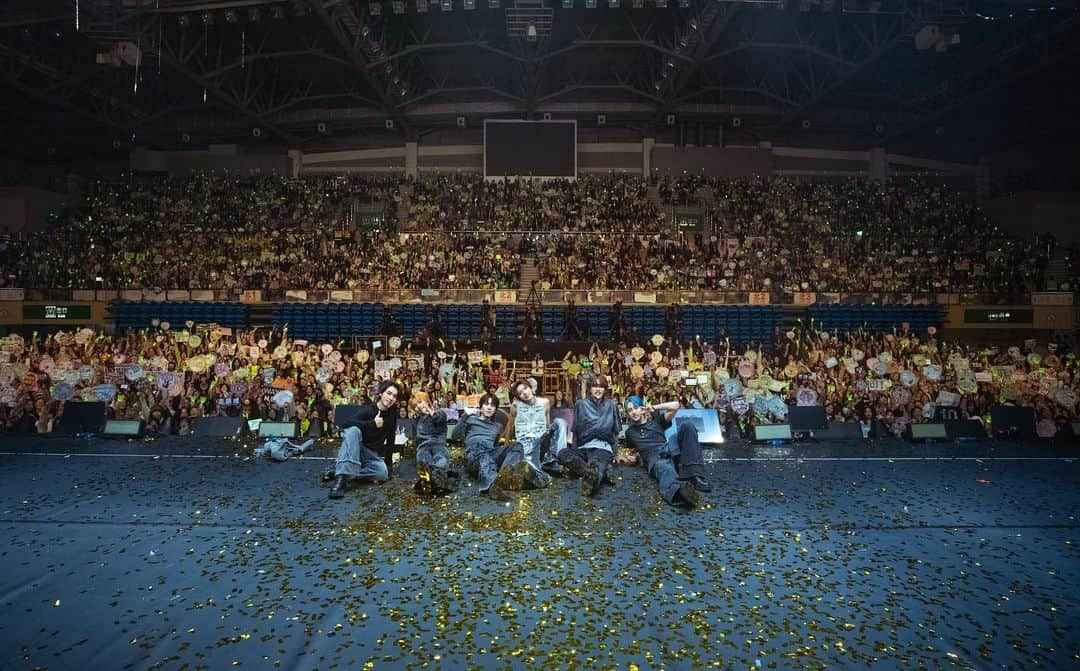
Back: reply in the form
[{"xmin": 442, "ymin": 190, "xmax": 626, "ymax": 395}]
[{"xmin": 0, "ymin": 0, "xmax": 1074, "ymax": 159}]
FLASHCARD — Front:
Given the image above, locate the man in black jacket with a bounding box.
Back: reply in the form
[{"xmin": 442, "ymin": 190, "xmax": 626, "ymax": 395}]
[
  {"xmin": 622, "ymin": 396, "xmax": 712, "ymax": 508},
  {"xmin": 328, "ymin": 380, "xmax": 400, "ymax": 499}
]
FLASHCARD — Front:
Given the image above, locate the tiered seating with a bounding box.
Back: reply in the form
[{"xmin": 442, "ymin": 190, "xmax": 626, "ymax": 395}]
[
  {"xmin": 271, "ymin": 302, "xmax": 382, "ymax": 340},
  {"xmin": 807, "ymin": 304, "xmax": 945, "ymax": 333},
  {"xmin": 110, "ymin": 301, "xmax": 248, "ymax": 330}
]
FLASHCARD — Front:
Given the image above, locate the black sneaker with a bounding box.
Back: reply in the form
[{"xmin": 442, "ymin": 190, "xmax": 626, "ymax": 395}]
[
  {"xmin": 580, "ymin": 462, "xmax": 600, "ymax": 498},
  {"xmin": 675, "ymin": 480, "xmax": 700, "ymax": 508},
  {"xmin": 329, "ymin": 475, "xmax": 348, "ymax": 499},
  {"xmin": 321, "ymin": 469, "xmax": 335, "ymax": 484}
]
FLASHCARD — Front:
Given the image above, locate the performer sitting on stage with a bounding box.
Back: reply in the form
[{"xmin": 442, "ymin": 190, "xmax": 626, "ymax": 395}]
[
  {"xmin": 622, "ymin": 396, "xmax": 712, "ymax": 508},
  {"xmin": 410, "ymin": 391, "xmax": 460, "ymax": 496},
  {"xmin": 452, "ymin": 394, "xmax": 549, "ymax": 500},
  {"xmin": 328, "ymin": 380, "xmax": 399, "ymax": 499}
]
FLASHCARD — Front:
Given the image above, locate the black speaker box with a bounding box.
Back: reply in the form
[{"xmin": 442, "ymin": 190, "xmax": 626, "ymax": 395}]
[
  {"xmin": 789, "ymin": 405, "xmax": 828, "ymax": 432},
  {"xmin": 812, "ymin": 421, "xmax": 864, "ymax": 439},
  {"xmin": 192, "ymin": 416, "xmax": 245, "ymax": 437},
  {"xmin": 56, "ymin": 402, "xmax": 106, "ymax": 434},
  {"xmin": 945, "ymin": 419, "xmax": 987, "ymax": 441},
  {"xmin": 989, "ymin": 405, "xmax": 1036, "ymax": 439}
]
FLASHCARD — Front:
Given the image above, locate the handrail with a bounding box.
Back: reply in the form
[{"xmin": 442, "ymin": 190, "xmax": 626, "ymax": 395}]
[{"xmin": 10, "ymin": 287, "xmax": 1074, "ymax": 306}]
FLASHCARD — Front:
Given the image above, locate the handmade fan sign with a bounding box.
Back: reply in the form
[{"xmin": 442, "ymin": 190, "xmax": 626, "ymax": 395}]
[
  {"xmin": 631, "ymin": 346, "xmax": 645, "ymax": 361},
  {"xmin": 796, "ymin": 387, "xmax": 818, "ymax": 406},
  {"xmin": 872, "ymin": 360, "xmax": 887, "ymax": 376},
  {"xmin": 273, "ymin": 389, "xmax": 294, "ymax": 407},
  {"xmin": 825, "ymin": 357, "xmax": 838, "ymax": 369},
  {"xmin": 851, "ymin": 348, "xmax": 865, "ymax": 362},
  {"xmin": 125, "ymin": 364, "xmax": 144, "ymax": 381},
  {"xmin": 630, "ymin": 364, "xmax": 645, "ymax": 379},
  {"xmin": 730, "ymin": 395, "xmax": 749, "ymax": 415},
  {"xmin": 900, "ymin": 370, "xmax": 918, "ymax": 387},
  {"xmin": 878, "ymin": 352, "xmax": 892, "ymax": 365},
  {"xmin": 768, "ymin": 395, "xmax": 788, "ymax": 418},
  {"xmin": 273, "ymin": 345, "xmax": 289, "ymax": 360},
  {"xmin": 650, "ymin": 334, "xmax": 664, "ymax": 347},
  {"xmin": 724, "ymin": 378, "xmax": 743, "ymax": 398},
  {"xmin": 389, "ymin": 336, "xmax": 402, "ymax": 350},
  {"xmin": 649, "ymin": 351, "xmax": 664, "ymax": 366},
  {"xmin": 738, "ymin": 361, "xmax": 754, "ymax": 378},
  {"xmin": 713, "ymin": 368, "xmax": 730, "ymax": 385},
  {"xmin": 51, "ymin": 381, "xmax": 75, "ymax": 401},
  {"xmin": 655, "ymin": 366, "xmax": 670, "ymax": 380},
  {"xmin": 924, "ymin": 364, "xmax": 943, "ymax": 381},
  {"xmin": 357, "ymin": 350, "xmax": 371, "ymax": 363}
]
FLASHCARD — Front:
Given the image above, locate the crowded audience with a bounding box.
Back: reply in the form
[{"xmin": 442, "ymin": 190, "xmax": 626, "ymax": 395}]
[
  {"xmin": 1, "ymin": 322, "xmax": 1075, "ymax": 439},
  {"xmin": 0, "ymin": 174, "xmax": 1065, "ymax": 295}
]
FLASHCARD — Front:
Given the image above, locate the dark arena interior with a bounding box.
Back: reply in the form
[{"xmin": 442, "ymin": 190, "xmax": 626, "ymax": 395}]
[{"xmin": 0, "ymin": 1, "xmax": 1078, "ymax": 670}]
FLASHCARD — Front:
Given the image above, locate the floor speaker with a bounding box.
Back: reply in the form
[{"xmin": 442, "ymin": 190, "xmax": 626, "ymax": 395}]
[
  {"xmin": 989, "ymin": 405, "xmax": 1036, "ymax": 439},
  {"xmin": 56, "ymin": 402, "xmax": 106, "ymax": 434},
  {"xmin": 945, "ymin": 419, "xmax": 986, "ymax": 441},
  {"xmin": 789, "ymin": 405, "xmax": 828, "ymax": 431},
  {"xmin": 192, "ymin": 416, "xmax": 245, "ymax": 437},
  {"xmin": 753, "ymin": 424, "xmax": 792, "ymax": 441},
  {"xmin": 103, "ymin": 419, "xmax": 142, "ymax": 437}
]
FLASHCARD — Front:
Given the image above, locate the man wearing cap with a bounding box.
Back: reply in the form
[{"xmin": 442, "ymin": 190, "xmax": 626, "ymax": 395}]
[
  {"xmin": 327, "ymin": 379, "xmax": 399, "ymax": 499},
  {"xmin": 623, "ymin": 396, "xmax": 712, "ymax": 508}
]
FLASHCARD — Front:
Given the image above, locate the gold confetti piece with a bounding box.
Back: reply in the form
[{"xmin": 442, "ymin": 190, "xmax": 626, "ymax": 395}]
[{"xmin": 53, "ymin": 599, "xmax": 60, "ymax": 607}]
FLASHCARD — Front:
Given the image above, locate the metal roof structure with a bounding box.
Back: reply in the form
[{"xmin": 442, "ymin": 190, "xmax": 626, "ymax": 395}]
[{"xmin": 0, "ymin": 1, "xmax": 1075, "ymax": 160}]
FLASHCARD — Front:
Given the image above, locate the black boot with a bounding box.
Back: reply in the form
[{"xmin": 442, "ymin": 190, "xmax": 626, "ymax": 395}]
[
  {"xmin": 580, "ymin": 462, "xmax": 600, "ymax": 497},
  {"xmin": 329, "ymin": 475, "xmax": 348, "ymax": 499}
]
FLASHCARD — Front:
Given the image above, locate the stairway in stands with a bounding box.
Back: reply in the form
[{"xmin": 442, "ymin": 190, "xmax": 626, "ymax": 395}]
[
  {"xmin": 394, "ymin": 182, "xmax": 412, "ymax": 228},
  {"xmin": 1044, "ymin": 245, "xmax": 1073, "ymax": 290},
  {"xmin": 646, "ymin": 185, "xmax": 666, "ymax": 216},
  {"xmin": 518, "ymin": 258, "xmax": 540, "ymax": 301}
]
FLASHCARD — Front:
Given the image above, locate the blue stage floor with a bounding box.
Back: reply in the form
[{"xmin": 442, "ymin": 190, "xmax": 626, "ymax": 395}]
[{"xmin": 1, "ymin": 435, "xmax": 1077, "ymax": 670}]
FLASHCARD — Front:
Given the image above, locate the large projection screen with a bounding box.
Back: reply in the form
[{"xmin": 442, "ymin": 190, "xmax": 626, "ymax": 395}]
[{"xmin": 483, "ymin": 120, "xmax": 577, "ymax": 179}]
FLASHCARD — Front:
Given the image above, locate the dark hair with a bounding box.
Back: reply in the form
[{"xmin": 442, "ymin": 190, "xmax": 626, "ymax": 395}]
[
  {"xmin": 377, "ymin": 379, "xmax": 400, "ymax": 396},
  {"xmin": 511, "ymin": 379, "xmax": 531, "ymax": 399},
  {"xmin": 586, "ymin": 374, "xmax": 609, "ymax": 390},
  {"xmin": 479, "ymin": 393, "xmax": 499, "ymax": 410}
]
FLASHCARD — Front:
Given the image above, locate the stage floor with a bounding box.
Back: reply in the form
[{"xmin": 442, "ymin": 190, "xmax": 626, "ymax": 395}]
[{"xmin": 1, "ymin": 434, "xmax": 1077, "ymax": 670}]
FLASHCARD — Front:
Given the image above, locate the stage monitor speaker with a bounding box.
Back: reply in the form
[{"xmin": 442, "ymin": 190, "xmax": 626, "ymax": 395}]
[
  {"xmin": 905, "ymin": 423, "xmax": 948, "ymax": 441},
  {"xmin": 753, "ymin": 424, "xmax": 792, "ymax": 441},
  {"xmin": 103, "ymin": 419, "xmax": 142, "ymax": 437},
  {"xmin": 192, "ymin": 416, "xmax": 245, "ymax": 437},
  {"xmin": 56, "ymin": 402, "xmax": 106, "ymax": 434},
  {"xmin": 946, "ymin": 420, "xmax": 986, "ymax": 441},
  {"xmin": 789, "ymin": 405, "xmax": 828, "ymax": 432},
  {"xmin": 813, "ymin": 421, "xmax": 864, "ymax": 439},
  {"xmin": 258, "ymin": 421, "xmax": 297, "ymax": 438},
  {"xmin": 989, "ymin": 405, "xmax": 1036, "ymax": 438}
]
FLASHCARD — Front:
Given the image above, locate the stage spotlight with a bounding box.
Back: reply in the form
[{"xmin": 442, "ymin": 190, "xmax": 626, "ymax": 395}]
[
  {"xmin": 585, "ymin": 0, "xmax": 596, "ymax": 7},
  {"xmin": 562, "ymin": 0, "xmax": 573, "ymax": 6},
  {"xmin": 393, "ymin": 1, "xmax": 406, "ymax": 12},
  {"xmin": 608, "ymin": 0, "xmax": 619, "ymax": 7},
  {"xmin": 248, "ymin": 8, "xmax": 261, "ymax": 21},
  {"xmin": 201, "ymin": 11, "xmax": 213, "ymax": 25},
  {"xmin": 224, "ymin": 10, "xmax": 238, "ymax": 24},
  {"xmin": 464, "ymin": 0, "xmax": 475, "ymax": 8},
  {"xmin": 178, "ymin": 15, "xmax": 191, "ymax": 28}
]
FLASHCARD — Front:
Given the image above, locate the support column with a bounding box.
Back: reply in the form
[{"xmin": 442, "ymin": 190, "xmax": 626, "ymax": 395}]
[
  {"xmin": 642, "ymin": 137, "xmax": 655, "ymax": 177},
  {"xmin": 405, "ymin": 141, "xmax": 418, "ymax": 178},
  {"xmin": 287, "ymin": 149, "xmax": 302, "ymax": 178},
  {"xmin": 869, "ymin": 147, "xmax": 888, "ymax": 180}
]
